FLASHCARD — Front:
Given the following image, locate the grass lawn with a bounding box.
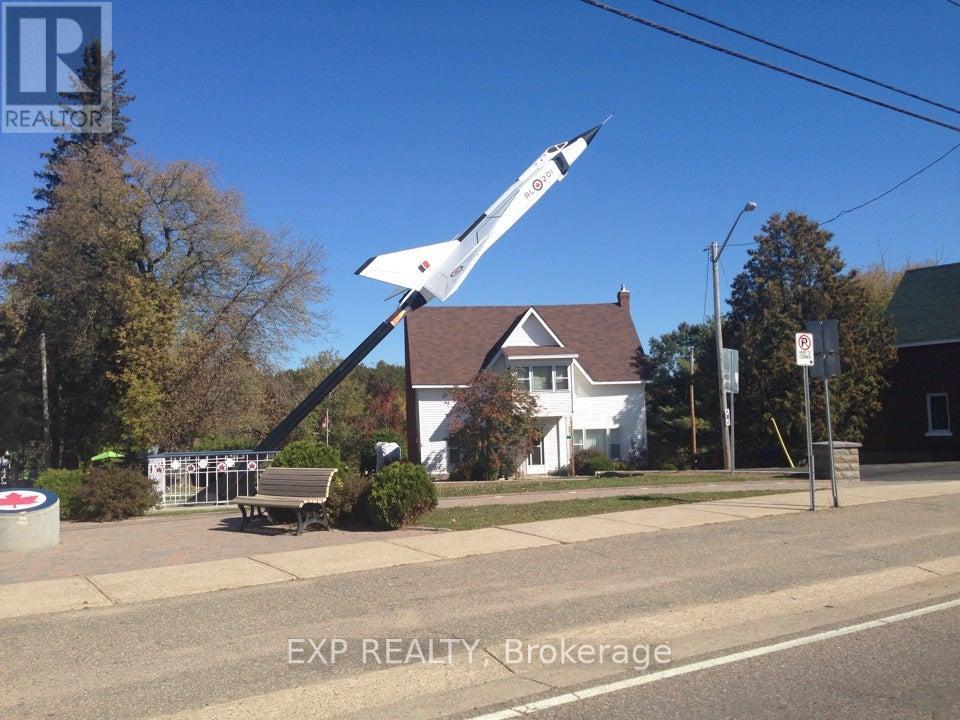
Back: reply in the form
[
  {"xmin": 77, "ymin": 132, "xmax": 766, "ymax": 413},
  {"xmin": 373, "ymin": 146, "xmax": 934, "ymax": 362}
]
[
  {"xmin": 435, "ymin": 473, "xmax": 793, "ymax": 498},
  {"xmin": 419, "ymin": 489, "xmax": 793, "ymax": 531}
]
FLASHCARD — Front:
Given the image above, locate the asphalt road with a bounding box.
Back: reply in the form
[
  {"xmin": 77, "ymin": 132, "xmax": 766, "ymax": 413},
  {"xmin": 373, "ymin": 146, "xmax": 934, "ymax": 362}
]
[
  {"xmin": 861, "ymin": 461, "xmax": 960, "ymax": 483},
  {"xmin": 522, "ymin": 605, "xmax": 960, "ymax": 719},
  {"xmin": 3, "ymin": 492, "xmax": 960, "ymax": 720}
]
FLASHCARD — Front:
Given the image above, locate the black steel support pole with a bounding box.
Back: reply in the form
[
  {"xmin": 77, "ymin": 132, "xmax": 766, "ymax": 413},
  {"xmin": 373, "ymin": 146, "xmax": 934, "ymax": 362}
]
[{"xmin": 257, "ymin": 292, "xmax": 426, "ymax": 451}]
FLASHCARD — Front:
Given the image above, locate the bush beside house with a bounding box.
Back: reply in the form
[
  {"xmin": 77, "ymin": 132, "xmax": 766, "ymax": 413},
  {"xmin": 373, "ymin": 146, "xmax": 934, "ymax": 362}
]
[{"xmin": 573, "ymin": 449, "xmax": 617, "ymax": 475}]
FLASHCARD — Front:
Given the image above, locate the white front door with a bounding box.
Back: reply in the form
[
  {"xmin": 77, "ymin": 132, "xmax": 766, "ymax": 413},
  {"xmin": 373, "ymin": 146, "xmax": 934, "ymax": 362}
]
[
  {"xmin": 525, "ymin": 434, "xmax": 546, "ymax": 474},
  {"xmin": 525, "ymin": 419, "xmax": 560, "ymax": 475}
]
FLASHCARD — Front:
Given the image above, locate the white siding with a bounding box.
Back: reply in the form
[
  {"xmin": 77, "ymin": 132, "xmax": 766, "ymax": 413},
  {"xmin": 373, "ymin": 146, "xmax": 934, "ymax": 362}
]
[
  {"xmin": 571, "ymin": 364, "xmax": 647, "ymax": 457},
  {"xmin": 416, "ymin": 387, "xmax": 457, "ymax": 474},
  {"xmin": 531, "ymin": 382, "xmax": 573, "ymax": 418},
  {"xmin": 414, "ymin": 364, "xmax": 646, "ymax": 476},
  {"xmin": 503, "ymin": 312, "xmax": 561, "ymax": 347}
]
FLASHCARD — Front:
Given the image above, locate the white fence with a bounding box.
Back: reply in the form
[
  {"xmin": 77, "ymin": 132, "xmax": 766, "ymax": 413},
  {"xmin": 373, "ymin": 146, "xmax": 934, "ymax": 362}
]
[{"xmin": 147, "ymin": 450, "xmax": 278, "ymax": 507}]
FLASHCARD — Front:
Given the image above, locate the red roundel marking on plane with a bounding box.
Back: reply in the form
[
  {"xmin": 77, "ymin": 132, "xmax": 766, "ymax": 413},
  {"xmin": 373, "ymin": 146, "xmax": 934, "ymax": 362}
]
[{"xmin": 532, "ymin": 179, "xmax": 543, "ymax": 191}]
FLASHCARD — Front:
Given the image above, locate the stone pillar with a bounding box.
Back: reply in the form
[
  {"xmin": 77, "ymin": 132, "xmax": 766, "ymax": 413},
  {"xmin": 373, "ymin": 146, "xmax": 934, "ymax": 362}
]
[{"xmin": 813, "ymin": 441, "xmax": 862, "ymax": 482}]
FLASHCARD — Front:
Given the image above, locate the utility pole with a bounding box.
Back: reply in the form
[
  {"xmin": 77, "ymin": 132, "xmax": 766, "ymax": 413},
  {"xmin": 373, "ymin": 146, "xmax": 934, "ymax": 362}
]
[
  {"xmin": 40, "ymin": 332, "xmax": 51, "ymax": 469},
  {"xmin": 689, "ymin": 347, "xmax": 697, "ymax": 467},
  {"xmin": 709, "ymin": 202, "xmax": 757, "ymax": 471}
]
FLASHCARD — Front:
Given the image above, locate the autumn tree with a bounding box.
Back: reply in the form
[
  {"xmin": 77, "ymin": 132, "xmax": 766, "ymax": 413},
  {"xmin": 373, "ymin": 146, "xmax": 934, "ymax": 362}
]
[
  {"xmin": 726, "ymin": 212, "xmax": 897, "ymax": 465},
  {"xmin": 2, "ymin": 150, "xmax": 328, "ymax": 462},
  {"xmin": 447, "ymin": 371, "xmax": 540, "ymax": 481},
  {"xmin": 119, "ymin": 156, "xmax": 328, "ymax": 448},
  {"xmin": 270, "ymin": 354, "xmax": 406, "ymax": 469}
]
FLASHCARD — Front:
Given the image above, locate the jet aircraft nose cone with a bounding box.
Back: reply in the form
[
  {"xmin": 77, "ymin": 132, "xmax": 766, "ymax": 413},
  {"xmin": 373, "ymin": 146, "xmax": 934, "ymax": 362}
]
[
  {"xmin": 568, "ymin": 117, "xmax": 609, "ymax": 146},
  {"xmin": 579, "ymin": 124, "xmax": 603, "ymax": 145}
]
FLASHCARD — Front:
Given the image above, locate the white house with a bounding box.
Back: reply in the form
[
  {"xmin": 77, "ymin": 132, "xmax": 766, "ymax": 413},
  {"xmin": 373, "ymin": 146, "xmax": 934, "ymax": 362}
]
[{"xmin": 404, "ymin": 287, "xmax": 648, "ymax": 475}]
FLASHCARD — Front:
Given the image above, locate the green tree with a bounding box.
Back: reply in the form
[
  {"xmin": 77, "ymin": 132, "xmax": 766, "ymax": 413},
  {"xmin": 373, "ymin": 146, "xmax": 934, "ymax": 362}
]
[
  {"xmin": 447, "ymin": 371, "xmax": 540, "ymax": 480},
  {"xmin": 271, "ymin": 354, "xmax": 407, "ymax": 470},
  {"xmin": 642, "ymin": 321, "xmax": 721, "ymax": 469},
  {"xmin": 727, "ymin": 212, "xmax": 896, "ymax": 465},
  {"xmin": 3, "ymin": 146, "xmax": 328, "ymax": 461},
  {"xmin": 3, "ymin": 145, "xmax": 139, "ymax": 465},
  {"xmin": 33, "ymin": 39, "xmax": 135, "ymax": 212}
]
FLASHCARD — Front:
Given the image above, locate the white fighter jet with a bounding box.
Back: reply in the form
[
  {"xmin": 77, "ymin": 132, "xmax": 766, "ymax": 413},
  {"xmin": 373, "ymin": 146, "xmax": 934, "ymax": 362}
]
[
  {"xmin": 355, "ymin": 119, "xmax": 608, "ymax": 304},
  {"xmin": 258, "ymin": 121, "xmax": 606, "ymax": 449}
]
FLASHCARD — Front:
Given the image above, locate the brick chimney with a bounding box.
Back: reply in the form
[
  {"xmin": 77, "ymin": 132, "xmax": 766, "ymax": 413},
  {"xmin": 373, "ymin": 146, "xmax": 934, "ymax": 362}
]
[{"xmin": 617, "ymin": 283, "xmax": 630, "ymax": 308}]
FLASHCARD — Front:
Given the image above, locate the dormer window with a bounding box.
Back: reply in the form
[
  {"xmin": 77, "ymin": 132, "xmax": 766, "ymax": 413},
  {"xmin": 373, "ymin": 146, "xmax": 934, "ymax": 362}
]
[{"xmin": 513, "ymin": 365, "xmax": 570, "ymax": 392}]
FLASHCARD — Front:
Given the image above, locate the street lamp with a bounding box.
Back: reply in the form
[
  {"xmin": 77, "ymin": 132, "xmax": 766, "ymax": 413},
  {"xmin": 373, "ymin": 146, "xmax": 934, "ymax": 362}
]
[{"xmin": 711, "ymin": 201, "xmax": 757, "ymax": 471}]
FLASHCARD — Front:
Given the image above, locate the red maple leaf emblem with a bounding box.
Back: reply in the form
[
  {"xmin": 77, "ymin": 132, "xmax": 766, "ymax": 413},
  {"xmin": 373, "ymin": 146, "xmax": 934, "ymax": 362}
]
[{"xmin": 0, "ymin": 492, "xmax": 40, "ymax": 508}]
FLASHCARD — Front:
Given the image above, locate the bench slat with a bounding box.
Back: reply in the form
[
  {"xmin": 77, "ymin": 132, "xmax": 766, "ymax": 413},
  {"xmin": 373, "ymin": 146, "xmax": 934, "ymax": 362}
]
[
  {"xmin": 235, "ymin": 495, "xmax": 326, "ymax": 508},
  {"xmin": 235, "ymin": 466, "xmax": 337, "ymax": 506}
]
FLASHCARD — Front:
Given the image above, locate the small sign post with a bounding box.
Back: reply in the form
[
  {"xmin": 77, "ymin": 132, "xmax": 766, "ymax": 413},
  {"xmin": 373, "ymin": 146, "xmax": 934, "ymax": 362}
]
[
  {"xmin": 722, "ymin": 348, "xmax": 739, "ymax": 471},
  {"xmin": 807, "ymin": 320, "xmax": 841, "ymax": 508},
  {"xmin": 795, "ymin": 332, "xmax": 816, "ymax": 510}
]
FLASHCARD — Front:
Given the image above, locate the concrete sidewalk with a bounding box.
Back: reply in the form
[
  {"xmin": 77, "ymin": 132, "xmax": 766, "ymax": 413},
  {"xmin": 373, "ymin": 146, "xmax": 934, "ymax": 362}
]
[{"xmin": 1, "ymin": 480, "xmax": 957, "ymax": 620}]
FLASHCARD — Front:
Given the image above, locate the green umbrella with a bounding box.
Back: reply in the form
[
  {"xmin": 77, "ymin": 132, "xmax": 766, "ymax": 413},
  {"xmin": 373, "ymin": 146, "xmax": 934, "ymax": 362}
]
[{"xmin": 90, "ymin": 450, "xmax": 124, "ymax": 462}]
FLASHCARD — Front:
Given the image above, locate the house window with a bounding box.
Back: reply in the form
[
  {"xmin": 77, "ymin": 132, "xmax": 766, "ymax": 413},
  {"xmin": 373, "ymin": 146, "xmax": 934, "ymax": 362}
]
[
  {"xmin": 554, "ymin": 366, "xmax": 569, "ymax": 390},
  {"xmin": 513, "ymin": 364, "xmax": 570, "ymax": 392},
  {"xmin": 573, "ymin": 428, "xmax": 607, "ymax": 453},
  {"xmin": 926, "ymin": 393, "xmax": 951, "ymax": 436},
  {"xmin": 514, "ymin": 366, "xmax": 531, "ymax": 392},
  {"xmin": 531, "ymin": 366, "xmax": 552, "ymax": 392},
  {"xmin": 609, "ymin": 427, "xmax": 621, "ymax": 459},
  {"xmin": 572, "ymin": 428, "xmax": 622, "ymax": 458}
]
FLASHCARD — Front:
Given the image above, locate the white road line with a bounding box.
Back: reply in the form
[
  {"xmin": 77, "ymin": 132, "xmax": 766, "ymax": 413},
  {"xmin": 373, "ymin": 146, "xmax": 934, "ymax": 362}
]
[{"xmin": 468, "ymin": 596, "xmax": 960, "ymax": 719}]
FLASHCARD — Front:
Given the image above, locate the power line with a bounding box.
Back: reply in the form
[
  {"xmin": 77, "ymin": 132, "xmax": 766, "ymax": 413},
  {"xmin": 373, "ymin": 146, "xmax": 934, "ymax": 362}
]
[
  {"xmin": 578, "ymin": 0, "xmax": 960, "ymax": 134},
  {"xmin": 947, "ymin": 0, "xmax": 960, "ymax": 9},
  {"xmin": 821, "ymin": 141, "xmax": 960, "ymax": 224},
  {"xmin": 647, "ymin": 0, "xmax": 960, "ymax": 116}
]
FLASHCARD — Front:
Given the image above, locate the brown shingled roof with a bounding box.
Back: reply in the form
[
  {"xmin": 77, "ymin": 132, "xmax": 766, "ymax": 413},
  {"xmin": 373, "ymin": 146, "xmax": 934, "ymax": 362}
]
[{"xmin": 405, "ymin": 303, "xmax": 645, "ymax": 386}]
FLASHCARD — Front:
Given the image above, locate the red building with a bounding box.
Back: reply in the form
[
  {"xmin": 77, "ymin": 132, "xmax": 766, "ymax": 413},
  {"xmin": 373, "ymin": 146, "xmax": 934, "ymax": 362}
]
[{"xmin": 863, "ymin": 263, "xmax": 960, "ymax": 462}]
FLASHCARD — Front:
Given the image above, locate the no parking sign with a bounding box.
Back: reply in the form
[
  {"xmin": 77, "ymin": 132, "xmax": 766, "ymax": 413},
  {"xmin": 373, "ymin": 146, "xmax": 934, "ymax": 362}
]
[{"xmin": 795, "ymin": 332, "xmax": 814, "ymax": 366}]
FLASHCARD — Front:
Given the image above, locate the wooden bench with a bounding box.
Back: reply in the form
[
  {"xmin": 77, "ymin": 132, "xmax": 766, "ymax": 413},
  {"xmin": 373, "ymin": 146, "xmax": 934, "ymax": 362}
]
[{"xmin": 235, "ymin": 467, "xmax": 337, "ymax": 535}]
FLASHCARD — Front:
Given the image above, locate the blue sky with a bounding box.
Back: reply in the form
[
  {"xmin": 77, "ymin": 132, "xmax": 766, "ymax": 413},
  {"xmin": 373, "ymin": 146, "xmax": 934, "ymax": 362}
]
[{"xmin": 2, "ymin": 0, "xmax": 958, "ymax": 368}]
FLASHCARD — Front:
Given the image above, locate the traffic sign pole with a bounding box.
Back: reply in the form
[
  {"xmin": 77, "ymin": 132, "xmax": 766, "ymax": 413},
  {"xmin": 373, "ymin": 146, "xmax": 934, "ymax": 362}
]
[
  {"xmin": 732, "ymin": 393, "xmax": 737, "ymax": 471},
  {"xmin": 803, "ymin": 365, "xmax": 815, "ymax": 511},
  {"xmin": 795, "ymin": 331, "xmax": 816, "ymax": 511},
  {"xmin": 824, "ymin": 376, "xmax": 839, "ymax": 508}
]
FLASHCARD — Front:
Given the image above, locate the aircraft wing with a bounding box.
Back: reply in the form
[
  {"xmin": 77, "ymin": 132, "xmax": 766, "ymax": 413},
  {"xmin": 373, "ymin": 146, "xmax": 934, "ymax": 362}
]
[{"xmin": 354, "ymin": 239, "xmax": 459, "ymax": 291}]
